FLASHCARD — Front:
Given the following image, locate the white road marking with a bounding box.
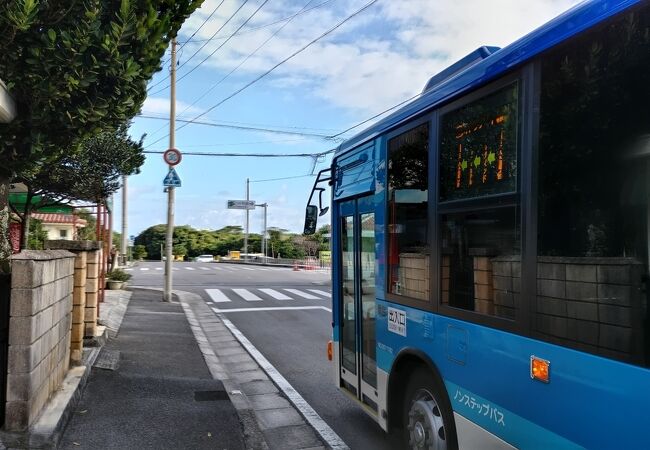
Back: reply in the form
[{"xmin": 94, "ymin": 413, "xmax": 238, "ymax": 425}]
[
  {"xmin": 212, "ymin": 305, "xmax": 330, "ymax": 313},
  {"xmin": 218, "ymin": 316, "xmax": 347, "ymax": 450},
  {"xmin": 124, "ymin": 268, "xmax": 133, "ymax": 271},
  {"xmin": 239, "ymin": 267, "xmax": 255, "ymax": 271},
  {"xmin": 199, "ymin": 267, "xmax": 210, "ymax": 271},
  {"xmin": 205, "ymin": 289, "xmax": 231, "ymax": 303},
  {"xmin": 308, "ymin": 289, "xmax": 331, "ymax": 297},
  {"xmin": 185, "ymin": 267, "xmax": 195, "ymax": 271},
  {"xmin": 284, "ymin": 289, "xmax": 319, "ymax": 300},
  {"xmin": 232, "ymin": 288, "xmax": 262, "ymax": 302},
  {"xmin": 259, "ymin": 289, "xmax": 292, "ymax": 300},
  {"xmin": 140, "ymin": 268, "xmax": 150, "ymax": 271},
  {"xmin": 213, "ymin": 267, "xmax": 224, "ymax": 271},
  {"xmin": 155, "ymin": 267, "xmax": 163, "ymax": 271}
]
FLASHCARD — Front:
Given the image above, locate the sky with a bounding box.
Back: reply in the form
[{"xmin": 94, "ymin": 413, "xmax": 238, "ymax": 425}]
[{"xmin": 117, "ymin": 0, "xmax": 581, "ymax": 239}]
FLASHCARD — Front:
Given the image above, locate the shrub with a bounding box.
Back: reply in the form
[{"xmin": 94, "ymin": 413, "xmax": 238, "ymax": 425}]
[{"xmin": 107, "ymin": 269, "xmax": 132, "ymax": 282}]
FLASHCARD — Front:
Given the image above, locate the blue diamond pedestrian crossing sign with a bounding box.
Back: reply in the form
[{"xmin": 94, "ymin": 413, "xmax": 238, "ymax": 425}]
[{"xmin": 163, "ymin": 168, "xmax": 182, "ymax": 187}]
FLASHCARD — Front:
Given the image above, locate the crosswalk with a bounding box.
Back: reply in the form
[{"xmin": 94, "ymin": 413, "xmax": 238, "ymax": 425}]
[
  {"xmin": 124, "ymin": 265, "xmax": 300, "ymax": 273},
  {"xmin": 205, "ymin": 287, "xmax": 331, "ymax": 304}
]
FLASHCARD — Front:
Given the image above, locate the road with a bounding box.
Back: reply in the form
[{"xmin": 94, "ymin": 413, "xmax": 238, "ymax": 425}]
[{"xmin": 127, "ymin": 261, "xmax": 399, "ymax": 450}]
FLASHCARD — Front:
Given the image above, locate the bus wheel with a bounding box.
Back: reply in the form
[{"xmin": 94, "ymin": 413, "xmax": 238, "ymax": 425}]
[{"xmin": 403, "ymin": 369, "xmax": 457, "ymax": 450}]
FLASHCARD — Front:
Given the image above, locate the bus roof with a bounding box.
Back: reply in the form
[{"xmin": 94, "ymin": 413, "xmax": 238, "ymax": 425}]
[{"xmin": 335, "ymin": 0, "xmax": 639, "ymax": 158}]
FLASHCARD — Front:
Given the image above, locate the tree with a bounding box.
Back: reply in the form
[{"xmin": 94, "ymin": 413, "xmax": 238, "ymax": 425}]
[
  {"xmin": 0, "ymin": 0, "xmax": 202, "ymax": 271},
  {"xmin": 76, "ymin": 210, "xmax": 97, "ymax": 241},
  {"xmin": 11, "ymin": 127, "xmax": 145, "ymax": 248},
  {"xmin": 133, "ymin": 244, "xmax": 147, "ymax": 260},
  {"xmin": 26, "ymin": 218, "xmax": 48, "ymax": 250}
]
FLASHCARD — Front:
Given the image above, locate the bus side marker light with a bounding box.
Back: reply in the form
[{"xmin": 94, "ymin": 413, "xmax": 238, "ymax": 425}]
[
  {"xmin": 327, "ymin": 340, "xmax": 333, "ymax": 361},
  {"xmin": 530, "ymin": 356, "xmax": 550, "ymax": 383}
]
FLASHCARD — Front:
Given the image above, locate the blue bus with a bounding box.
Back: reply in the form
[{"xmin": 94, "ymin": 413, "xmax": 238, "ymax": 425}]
[{"xmin": 305, "ymin": 1, "xmax": 650, "ymax": 448}]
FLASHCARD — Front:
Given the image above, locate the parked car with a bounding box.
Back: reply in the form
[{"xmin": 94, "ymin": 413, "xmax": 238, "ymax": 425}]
[{"xmin": 195, "ymin": 254, "xmax": 214, "ymax": 263}]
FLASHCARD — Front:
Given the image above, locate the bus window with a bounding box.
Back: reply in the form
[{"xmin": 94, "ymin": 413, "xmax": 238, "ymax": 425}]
[
  {"xmin": 387, "ymin": 123, "xmax": 429, "ymax": 300},
  {"xmin": 536, "ymin": 5, "xmax": 650, "ymax": 367},
  {"xmin": 438, "ymin": 83, "xmax": 520, "ymax": 319}
]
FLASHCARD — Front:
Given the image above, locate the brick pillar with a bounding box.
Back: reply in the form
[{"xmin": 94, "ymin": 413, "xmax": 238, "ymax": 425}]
[
  {"xmin": 44, "ymin": 240, "xmax": 102, "ymax": 364},
  {"xmin": 85, "ymin": 250, "xmax": 100, "ymax": 338},
  {"xmin": 71, "ymin": 252, "xmax": 87, "ymax": 364}
]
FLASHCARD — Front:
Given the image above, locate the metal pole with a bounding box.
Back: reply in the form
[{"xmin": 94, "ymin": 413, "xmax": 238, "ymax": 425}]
[
  {"xmin": 263, "ymin": 203, "xmax": 267, "ymax": 264},
  {"xmin": 244, "ymin": 178, "xmax": 249, "ymax": 261},
  {"xmin": 121, "ymin": 175, "xmax": 128, "ymax": 265},
  {"xmin": 164, "ymin": 38, "xmax": 177, "ymax": 303}
]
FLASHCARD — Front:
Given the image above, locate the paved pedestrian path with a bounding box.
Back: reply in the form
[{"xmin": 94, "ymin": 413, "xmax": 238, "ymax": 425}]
[{"xmin": 59, "ymin": 290, "xmax": 245, "ymax": 450}]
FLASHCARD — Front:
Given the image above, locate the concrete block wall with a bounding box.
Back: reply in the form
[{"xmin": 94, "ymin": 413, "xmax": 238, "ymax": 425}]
[{"xmin": 5, "ymin": 250, "xmax": 75, "ymax": 431}]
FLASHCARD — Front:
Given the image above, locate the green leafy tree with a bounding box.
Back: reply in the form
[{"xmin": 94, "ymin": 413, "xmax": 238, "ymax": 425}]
[
  {"xmin": 26, "ymin": 218, "xmax": 48, "ymax": 250},
  {"xmin": 133, "ymin": 244, "xmax": 147, "ymax": 260},
  {"xmin": 76, "ymin": 209, "xmax": 97, "ymax": 241},
  {"xmin": 12, "ymin": 127, "xmax": 145, "ymax": 248},
  {"xmin": 0, "ymin": 0, "xmax": 202, "ymax": 271}
]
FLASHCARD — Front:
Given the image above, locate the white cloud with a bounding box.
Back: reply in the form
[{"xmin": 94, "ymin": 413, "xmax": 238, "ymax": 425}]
[
  {"xmin": 141, "ymin": 96, "xmax": 204, "ymax": 117},
  {"xmin": 173, "ymin": 0, "xmax": 581, "ymax": 116}
]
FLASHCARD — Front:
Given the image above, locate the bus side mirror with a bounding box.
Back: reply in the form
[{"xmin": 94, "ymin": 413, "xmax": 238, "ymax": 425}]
[{"xmin": 304, "ymin": 205, "xmax": 318, "ymax": 235}]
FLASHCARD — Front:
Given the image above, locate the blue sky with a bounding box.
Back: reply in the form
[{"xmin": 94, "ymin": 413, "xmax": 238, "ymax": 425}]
[{"xmin": 117, "ymin": 0, "xmax": 580, "ymax": 238}]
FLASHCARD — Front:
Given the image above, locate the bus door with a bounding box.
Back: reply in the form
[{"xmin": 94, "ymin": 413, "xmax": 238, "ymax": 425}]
[{"xmin": 339, "ymin": 195, "xmax": 378, "ymax": 411}]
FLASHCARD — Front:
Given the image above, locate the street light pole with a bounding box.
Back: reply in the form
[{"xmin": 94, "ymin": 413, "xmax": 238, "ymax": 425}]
[
  {"xmin": 121, "ymin": 175, "xmax": 128, "ymax": 265},
  {"xmin": 163, "ymin": 38, "xmax": 177, "ymax": 303},
  {"xmin": 244, "ymin": 178, "xmax": 249, "ymax": 261}
]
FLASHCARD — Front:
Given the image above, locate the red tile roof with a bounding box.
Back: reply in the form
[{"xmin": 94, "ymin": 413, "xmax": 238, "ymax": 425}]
[{"xmin": 31, "ymin": 213, "xmax": 87, "ymax": 226}]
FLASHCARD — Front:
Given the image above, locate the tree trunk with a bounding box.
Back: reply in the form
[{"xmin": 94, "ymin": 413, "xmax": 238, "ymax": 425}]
[
  {"xmin": 19, "ymin": 190, "xmax": 33, "ymax": 250},
  {"xmin": 0, "ymin": 180, "xmax": 13, "ymax": 274}
]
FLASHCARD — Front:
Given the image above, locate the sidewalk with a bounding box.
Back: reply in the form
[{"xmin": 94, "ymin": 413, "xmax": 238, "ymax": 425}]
[{"xmin": 58, "ymin": 289, "xmax": 245, "ymax": 450}]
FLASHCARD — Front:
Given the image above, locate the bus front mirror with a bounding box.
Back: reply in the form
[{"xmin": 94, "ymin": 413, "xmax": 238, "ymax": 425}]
[
  {"xmin": 304, "ymin": 205, "xmax": 318, "ymax": 235},
  {"xmin": 319, "ymin": 206, "xmax": 329, "ymax": 217}
]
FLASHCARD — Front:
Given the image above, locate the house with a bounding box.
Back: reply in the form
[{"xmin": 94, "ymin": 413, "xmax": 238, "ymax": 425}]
[{"xmin": 31, "ymin": 213, "xmax": 87, "ymax": 240}]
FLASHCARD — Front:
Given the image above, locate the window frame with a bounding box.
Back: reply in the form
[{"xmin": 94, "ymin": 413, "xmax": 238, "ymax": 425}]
[
  {"xmin": 434, "ymin": 70, "xmax": 533, "ymax": 334},
  {"xmin": 384, "ymin": 113, "xmax": 436, "ymax": 311}
]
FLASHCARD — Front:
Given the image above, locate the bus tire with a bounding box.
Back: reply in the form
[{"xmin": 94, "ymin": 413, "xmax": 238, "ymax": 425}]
[{"xmin": 402, "ymin": 368, "xmax": 458, "ymax": 450}]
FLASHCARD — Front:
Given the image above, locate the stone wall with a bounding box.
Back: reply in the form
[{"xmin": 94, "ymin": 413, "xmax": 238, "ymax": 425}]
[{"xmin": 5, "ymin": 250, "xmax": 74, "ymax": 431}]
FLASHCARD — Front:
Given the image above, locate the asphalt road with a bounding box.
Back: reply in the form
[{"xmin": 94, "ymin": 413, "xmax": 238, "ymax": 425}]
[{"xmin": 128, "ymin": 261, "xmax": 400, "ymax": 450}]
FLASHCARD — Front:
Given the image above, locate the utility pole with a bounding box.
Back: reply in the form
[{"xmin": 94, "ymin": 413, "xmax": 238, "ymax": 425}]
[
  {"xmin": 244, "ymin": 178, "xmax": 249, "ymax": 261},
  {"xmin": 163, "ymin": 38, "xmax": 177, "ymax": 303},
  {"xmin": 121, "ymin": 175, "xmax": 128, "ymax": 265},
  {"xmin": 262, "ymin": 203, "xmax": 267, "ymax": 263}
]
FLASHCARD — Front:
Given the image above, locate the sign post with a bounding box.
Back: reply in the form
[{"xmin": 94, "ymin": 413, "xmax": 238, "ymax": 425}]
[{"xmin": 164, "ymin": 38, "xmax": 178, "ymax": 303}]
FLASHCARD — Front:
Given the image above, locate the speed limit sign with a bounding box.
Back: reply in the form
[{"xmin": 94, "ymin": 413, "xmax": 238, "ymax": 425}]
[{"xmin": 163, "ymin": 148, "xmax": 182, "ymax": 166}]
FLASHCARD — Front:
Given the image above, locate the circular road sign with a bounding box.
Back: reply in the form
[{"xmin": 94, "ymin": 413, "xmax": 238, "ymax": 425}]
[{"xmin": 163, "ymin": 148, "xmax": 182, "ymax": 166}]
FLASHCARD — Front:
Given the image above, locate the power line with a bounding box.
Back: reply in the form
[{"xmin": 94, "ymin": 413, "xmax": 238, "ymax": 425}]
[
  {"xmin": 327, "ymin": 91, "xmax": 424, "ymax": 139},
  {"xmin": 139, "ymin": 114, "xmax": 344, "ymax": 140},
  {"xmin": 250, "ymin": 174, "xmax": 316, "ymax": 183},
  {"xmin": 151, "ymin": 0, "xmax": 270, "ymax": 97},
  {"xmin": 148, "ymin": 0, "xmax": 240, "ymax": 93},
  {"xmin": 175, "ymin": 0, "xmax": 316, "ymax": 125},
  {"xmin": 143, "ymin": 148, "xmax": 335, "ymax": 158},
  {"xmin": 178, "ymin": 1, "xmax": 226, "ymax": 51},
  {"xmin": 181, "ymin": 0, "xmax": 338, "ymax": 44},
  {"xmin": 150, "ymin": 0, "xmax": 380, "ymax": 148}
]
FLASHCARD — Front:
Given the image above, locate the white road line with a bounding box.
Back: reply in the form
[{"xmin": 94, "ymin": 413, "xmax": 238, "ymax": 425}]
[
  {"xmin": 199, "ymin": 267, "xmax": 210, "ymax": 271},
  {"xmin": 232, "ymin": 288, "xmax": 262, "ymax": 302},
  {"xmin": 308, "ymin": 289, "xmax": 331, "ymax": 297},
  {"xmin": 185, "ymin": 267, "xmax": 195, "ymax": 271},
  {"xmin": 284, "ymin": 289, "xmax": 319, "ymax": 300},
  {"xmin": 219, "ymin": 316, "xmax": 346, "ymax": 449},
  {"xmin": 259, "ymin": 288, "xmax": 293, "ymax": 300},
  {"xmin": 124, "ymin": 268, "xmax": 133, "ymax": 271},
  {"xmin": 140, "ymin": 268, "xmax": 150, "ymax": 271},
  {"xmin": 212, "ymin": 305, "xmax": 331, "ymax": 313},
  {"xmin": 213, "ymin": 267, "xmax": 224, "ymax": 271},
  {"xmin": 239, "ymin": 267, "xmax": 255, "ymax": 271},
  {"xmin": 205, "ymin": 289, "xmax": 231, "ymax": 303},
  {"xmin": 155, "ymin": 267, "xmax": 163, "ymax": 271}
]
